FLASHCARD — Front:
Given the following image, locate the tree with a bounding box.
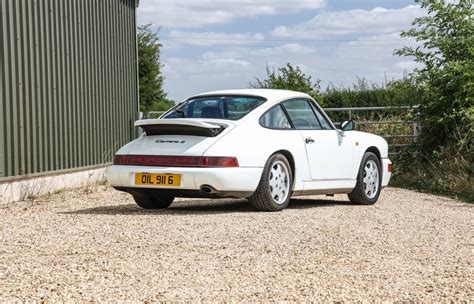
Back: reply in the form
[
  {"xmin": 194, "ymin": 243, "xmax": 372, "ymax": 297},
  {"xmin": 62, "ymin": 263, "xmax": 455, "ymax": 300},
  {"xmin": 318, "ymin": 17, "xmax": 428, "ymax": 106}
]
[
  {"xmin": 249, "ymin": 63, "xmax": 322, "ymax": 103},
  {"xmin": 395, "ymin": 0, "xmax": 474, "ymax": 153},
  {"xmin": 138, "ymin": 24, "xmax": 174, "ymax": 112}
]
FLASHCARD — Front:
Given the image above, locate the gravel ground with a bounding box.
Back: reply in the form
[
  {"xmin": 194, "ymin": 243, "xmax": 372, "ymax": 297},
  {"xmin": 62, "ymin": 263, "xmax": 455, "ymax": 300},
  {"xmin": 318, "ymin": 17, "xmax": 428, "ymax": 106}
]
[{"xmin": 0, "ymin": 186, "xmax": 473, "ymax": 302}]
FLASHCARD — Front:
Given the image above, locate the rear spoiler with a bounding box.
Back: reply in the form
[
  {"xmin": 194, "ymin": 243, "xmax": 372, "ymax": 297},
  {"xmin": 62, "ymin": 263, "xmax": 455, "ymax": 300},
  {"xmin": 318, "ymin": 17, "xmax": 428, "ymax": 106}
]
[{"xmin": 134, "ymin": 119, "xmax": 225, "ymax": 137}]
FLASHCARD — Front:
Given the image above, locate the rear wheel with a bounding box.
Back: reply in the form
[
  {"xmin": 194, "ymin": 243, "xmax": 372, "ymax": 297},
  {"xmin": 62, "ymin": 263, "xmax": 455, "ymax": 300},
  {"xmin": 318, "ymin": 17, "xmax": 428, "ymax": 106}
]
[
  {"xmin": 348, "ymin": 152, "xmax": 382, "ymax": 205},
  {"xmin": 132, "ymin": 193, "xmax": 175, "ymax": 209},
  {"xmin": 249, "ymin": 153, "xmax": 293, "ymax": 211}
]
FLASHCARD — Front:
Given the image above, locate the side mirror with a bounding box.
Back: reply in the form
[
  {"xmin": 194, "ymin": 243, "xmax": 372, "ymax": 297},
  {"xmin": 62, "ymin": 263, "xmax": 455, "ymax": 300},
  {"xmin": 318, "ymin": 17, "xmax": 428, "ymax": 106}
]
[{"xmin": 340, "ymin": 120, "xmax": 356, "ymax": 131}]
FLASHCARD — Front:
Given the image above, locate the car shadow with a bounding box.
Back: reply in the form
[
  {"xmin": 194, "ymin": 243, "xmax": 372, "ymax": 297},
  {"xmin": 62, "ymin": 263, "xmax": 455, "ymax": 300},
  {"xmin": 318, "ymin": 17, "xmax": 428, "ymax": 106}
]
[{"xmin": 62, "ymin": 197, "xmax": 351, "ymax": 216}]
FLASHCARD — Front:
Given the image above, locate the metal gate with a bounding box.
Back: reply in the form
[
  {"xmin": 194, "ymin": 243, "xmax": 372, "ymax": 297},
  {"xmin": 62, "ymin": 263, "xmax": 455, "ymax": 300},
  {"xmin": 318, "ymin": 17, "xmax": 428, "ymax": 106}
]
[{"xmin": 323, "ymin": 106, "xmax": 420, "ymax": 156}]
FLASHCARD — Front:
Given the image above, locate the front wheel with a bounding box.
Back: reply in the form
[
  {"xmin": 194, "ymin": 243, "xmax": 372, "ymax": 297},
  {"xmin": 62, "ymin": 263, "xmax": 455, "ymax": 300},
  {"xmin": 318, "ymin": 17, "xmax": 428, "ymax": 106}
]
[
  {"xmin": 348, "ymin": 152, "xmax": 382, "ymax": 205},
  {"xmin": 248, "ymin": 153, "xmax": 293, "ymax": 211},
  {"xmin": 132, "ymin": 193, "xmax": 175, "ymax": 209}
]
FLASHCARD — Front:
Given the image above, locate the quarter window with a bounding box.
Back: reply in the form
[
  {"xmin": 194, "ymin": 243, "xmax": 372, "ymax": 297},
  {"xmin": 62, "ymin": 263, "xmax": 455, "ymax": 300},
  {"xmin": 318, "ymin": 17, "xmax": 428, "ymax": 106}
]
[
  {"xmin": 260, "ymin": 105, "xmax": 291, "ymax": 129},
  {"xmin": 282, "ymin": 99, "xmax": 322, "ymax": 130}
]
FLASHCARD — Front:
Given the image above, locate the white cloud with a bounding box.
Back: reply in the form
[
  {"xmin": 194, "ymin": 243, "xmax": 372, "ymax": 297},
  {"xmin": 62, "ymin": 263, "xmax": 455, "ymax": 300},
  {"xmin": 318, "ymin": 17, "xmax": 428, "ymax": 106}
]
[
  {"xmin": 202, "ymin": 51, "xmax": 245, "ymax": 61},
  {"xmin": 157, "ymin": 5, "xmax": 426, "ymax": 100},
  {"xmin": 139, "ymin": 0, "xmax": 327, "ymax": 28},
  {"xmin": 206, "ymin": 58, "xmax": 250, "ymax": 67},
  {"xmin": 163, "ymin": 32, "xmax": 421, "ymax": 100},
  {"xmin": 334, "ymin": 33, "xmax": 414, "ymax": 59},
  {"xmin": 162, "ymin": 42, "xmax": 321, "ymax": 100},
  {"xmin": 253, "ymin": 43, "xmax": 319, "ymax": 56},
  {"xmin": 393, "ymin": 60, "xmax": 422, "ymax": 71},
  {"xmin": 165, "ymin": 31, "xmax": 265, "ymax": 46},
  {"xmin": 162, "ymin": 56, "xmax": 256, "ymax": 100},
  {"xmin": 272, "ymin": 5, "xmax": 425, "ymax": 38},
  {"xmin": 312, "ymin": 33, "xmax": 420, "ymax": 86}
]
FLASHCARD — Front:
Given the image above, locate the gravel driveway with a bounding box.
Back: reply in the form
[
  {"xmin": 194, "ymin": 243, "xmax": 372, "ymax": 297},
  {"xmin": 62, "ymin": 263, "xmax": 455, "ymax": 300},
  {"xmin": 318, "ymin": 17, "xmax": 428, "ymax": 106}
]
[{"xmin": 1, "ymin": 186, "xmax": 472, "ymax": 302}]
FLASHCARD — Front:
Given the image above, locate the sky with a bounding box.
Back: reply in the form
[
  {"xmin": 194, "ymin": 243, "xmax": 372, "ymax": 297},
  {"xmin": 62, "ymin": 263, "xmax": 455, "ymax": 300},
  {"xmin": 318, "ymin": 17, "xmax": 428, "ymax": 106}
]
[{"xmin": 137, "ymin": 0, "xmax": 425, "ymax": 101}]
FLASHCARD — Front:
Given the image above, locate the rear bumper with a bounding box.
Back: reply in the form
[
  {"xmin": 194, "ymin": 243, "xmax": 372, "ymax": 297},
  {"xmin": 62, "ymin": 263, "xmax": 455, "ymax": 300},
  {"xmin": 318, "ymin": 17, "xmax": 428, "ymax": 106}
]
[
  {"xmin": 106, "ymin": 165, "xmax": 263, "ymax": 194},
  {"xmin": 381, "ymin": 158, "xmax": 392, "ymax": 187}
]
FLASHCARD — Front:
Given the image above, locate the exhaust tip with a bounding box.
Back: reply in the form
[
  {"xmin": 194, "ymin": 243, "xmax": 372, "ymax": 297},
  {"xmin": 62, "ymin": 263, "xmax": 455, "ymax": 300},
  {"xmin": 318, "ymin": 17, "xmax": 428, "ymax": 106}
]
[{"xmin": 200, "ymin": 185, "xmax": 215, "ymax": 193}]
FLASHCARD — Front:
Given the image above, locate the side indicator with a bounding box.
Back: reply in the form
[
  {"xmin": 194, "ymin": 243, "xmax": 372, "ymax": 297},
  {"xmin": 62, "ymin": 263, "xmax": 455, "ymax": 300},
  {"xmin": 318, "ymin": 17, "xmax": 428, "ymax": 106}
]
[
  {"xmin": 388, "ymin": 163, "xmax": 393, "ymax": 172},
  {"xmin": 355, "ymin": 141, "xmax": 359, "ymax": 146}
]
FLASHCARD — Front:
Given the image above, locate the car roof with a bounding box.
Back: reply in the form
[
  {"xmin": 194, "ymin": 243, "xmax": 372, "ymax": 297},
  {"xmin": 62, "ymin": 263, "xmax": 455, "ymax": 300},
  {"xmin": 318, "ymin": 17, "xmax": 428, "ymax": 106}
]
[{"xmin": 190, "ymin": 89, "xmax": 312, "ymax": 102}]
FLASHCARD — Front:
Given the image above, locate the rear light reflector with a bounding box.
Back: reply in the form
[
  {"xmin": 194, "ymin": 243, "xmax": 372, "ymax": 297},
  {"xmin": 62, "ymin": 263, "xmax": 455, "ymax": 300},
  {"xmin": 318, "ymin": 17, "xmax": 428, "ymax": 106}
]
[
  {"xmin": 113, "ymin": 155, "xmax": 239, "ymax": 167},
  {"xmin": 388, "ymin": 163, "xmax": 393, "ymax": 172}
]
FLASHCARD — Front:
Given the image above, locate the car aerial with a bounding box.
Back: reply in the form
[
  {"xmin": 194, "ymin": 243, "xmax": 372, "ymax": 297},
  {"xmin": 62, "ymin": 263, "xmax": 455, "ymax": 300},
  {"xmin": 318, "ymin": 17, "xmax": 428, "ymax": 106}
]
[{"xmin": 107, "ymin": 89, "xmax": 392, "ymax": 211}]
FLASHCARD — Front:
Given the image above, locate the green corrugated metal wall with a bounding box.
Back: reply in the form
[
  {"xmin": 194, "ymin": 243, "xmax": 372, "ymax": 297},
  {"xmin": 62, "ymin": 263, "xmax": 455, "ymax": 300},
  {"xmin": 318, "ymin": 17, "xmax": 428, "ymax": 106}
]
[{"xmin": 0, "ymin": 0, "xmax": 139, "ymax": 181}]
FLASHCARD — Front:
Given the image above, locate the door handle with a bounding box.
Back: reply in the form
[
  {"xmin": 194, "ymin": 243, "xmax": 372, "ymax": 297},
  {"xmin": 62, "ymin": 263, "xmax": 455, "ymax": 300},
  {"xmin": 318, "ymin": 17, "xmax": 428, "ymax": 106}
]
[{"xmin": 305, "ymin": 137, "xmax": 315, "ymax": 144}]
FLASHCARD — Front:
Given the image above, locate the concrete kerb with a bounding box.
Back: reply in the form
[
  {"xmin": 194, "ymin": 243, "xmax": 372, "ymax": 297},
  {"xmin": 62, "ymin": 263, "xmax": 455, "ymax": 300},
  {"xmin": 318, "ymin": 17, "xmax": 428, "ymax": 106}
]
[{"xmin": 0, "ymin": 167, "xmax": 108, "ymax": 204}]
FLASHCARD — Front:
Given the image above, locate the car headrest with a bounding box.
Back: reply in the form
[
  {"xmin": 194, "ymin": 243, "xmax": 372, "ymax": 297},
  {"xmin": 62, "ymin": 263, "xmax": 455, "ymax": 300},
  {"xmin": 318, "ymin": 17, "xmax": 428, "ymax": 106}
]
[{"xmin": 201, "ymin": 106, "xmax": 222, "ymax": 118}]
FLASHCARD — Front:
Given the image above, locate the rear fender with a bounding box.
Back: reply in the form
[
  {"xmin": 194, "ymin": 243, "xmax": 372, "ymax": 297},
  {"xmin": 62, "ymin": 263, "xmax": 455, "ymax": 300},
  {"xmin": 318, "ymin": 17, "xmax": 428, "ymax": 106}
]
[{"xmin": 203, "ymin": 120, "xmax": 309, "ymax": 191}]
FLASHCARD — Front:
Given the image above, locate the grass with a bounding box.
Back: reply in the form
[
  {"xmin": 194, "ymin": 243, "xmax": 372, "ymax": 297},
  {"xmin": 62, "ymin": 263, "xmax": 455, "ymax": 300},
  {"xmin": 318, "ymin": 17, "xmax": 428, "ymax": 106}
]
[
  {"xmin": 337, "ymin": 111, "xmax": 473, "ymax": 204},
  {"xmin": 391, "ymin": 150, "xmax": 474, "ymax": 203},
  {"xmin": 53, "ymin": 188, "xmax": 66, "ymax": 195}
]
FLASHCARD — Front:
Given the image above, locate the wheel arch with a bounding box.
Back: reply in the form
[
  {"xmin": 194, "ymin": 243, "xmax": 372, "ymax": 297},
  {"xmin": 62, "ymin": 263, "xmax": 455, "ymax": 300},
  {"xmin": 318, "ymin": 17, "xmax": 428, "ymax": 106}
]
[
  {"xmin": 272, "ymin": 149, "xmax": 296, "ymax": 189},
  {"xmin": 348, "ymin": 146, "xmax": 384, "ymax": 205},
  {"xmin": 363, "ymin": 146, "xmax": 383, "ymax": 180},
  {"xmin": 365, "ymin": 146, "xmax": 381, "ymax": 161}
]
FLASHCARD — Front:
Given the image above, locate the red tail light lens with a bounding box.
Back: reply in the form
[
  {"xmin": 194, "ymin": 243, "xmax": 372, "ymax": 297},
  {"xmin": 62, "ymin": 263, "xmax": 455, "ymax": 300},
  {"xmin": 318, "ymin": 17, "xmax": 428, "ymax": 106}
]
[
  {"xmin": 113, "ymin": 155, "xmax": 239, "ymax": 167},
  {"xmin": 200, "ymin": 157, "xmax": 239, "ymax": 167},
  {"xmin": 113, "ymin": 155, "xmax": 128, "ymax": 165},
  {"xmin": 121, "ymin": 155, "xmax": 202, "ymax": 167}
]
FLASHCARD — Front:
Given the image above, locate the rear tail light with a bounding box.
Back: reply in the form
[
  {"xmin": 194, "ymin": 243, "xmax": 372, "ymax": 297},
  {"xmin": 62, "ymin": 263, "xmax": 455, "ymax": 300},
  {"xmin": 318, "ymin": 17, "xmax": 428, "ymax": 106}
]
[
  {"xmin": 115, "ymin": 155, "xmax": 202, "ymax": 167},
  {"xmin": 388, "ymin": 163, "xmax": 393, "ymax": 173},
  {"xmin": 200, "ymin": 157, "xmax": 239, "ymax": 167},
  {"xmin": 113, "ymin": 155, "xmax": 128, "ymax": 165},
  {"xmin": 113, "ymin": 155, "xmax": 239, "ymax": 168}
]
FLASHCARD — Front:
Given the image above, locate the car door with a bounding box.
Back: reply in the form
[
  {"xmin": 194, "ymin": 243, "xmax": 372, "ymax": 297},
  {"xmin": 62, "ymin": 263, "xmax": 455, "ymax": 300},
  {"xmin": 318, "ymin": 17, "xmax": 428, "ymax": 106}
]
[{"xmin": 281, "ymin": 98, "xmax": 353, "ymax": 180}]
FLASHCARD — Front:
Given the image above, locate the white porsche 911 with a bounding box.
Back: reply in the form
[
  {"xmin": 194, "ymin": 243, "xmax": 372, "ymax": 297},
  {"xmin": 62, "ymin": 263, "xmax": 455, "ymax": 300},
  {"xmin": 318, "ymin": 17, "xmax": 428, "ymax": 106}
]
[{"xmin": 107, "ymin": 89, "xmax": 392, "ymax": 211}]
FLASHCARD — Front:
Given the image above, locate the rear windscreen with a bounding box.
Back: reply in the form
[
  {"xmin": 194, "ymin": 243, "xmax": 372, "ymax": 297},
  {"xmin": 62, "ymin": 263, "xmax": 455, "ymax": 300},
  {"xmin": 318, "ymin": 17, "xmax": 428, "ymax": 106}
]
[
  {"xmin": 141, "ymin": 124, "xmax": 224, "ymax": 137},
  {"xmin": 163, "ymin": 95, "xmax": 266, "ymax": 120}
]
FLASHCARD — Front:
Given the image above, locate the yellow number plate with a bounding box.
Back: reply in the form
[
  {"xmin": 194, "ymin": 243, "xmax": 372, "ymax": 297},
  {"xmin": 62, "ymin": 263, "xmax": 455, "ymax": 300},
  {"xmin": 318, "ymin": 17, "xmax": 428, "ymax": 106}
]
[{"xmin": 135, "ymin": 173, "xmax": 181, "ymax": 187}]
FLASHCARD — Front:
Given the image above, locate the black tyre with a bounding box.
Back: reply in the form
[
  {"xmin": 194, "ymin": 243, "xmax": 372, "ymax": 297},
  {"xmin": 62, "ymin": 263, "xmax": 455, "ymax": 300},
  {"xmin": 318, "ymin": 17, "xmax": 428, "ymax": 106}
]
[
  {"xmin": 132, "ymin": 193, "xmax": 174, "ymax": 209},
  {"xmin": 248, "ymin": 153, "xmax": 293, "ymax": 211},
  {"xmin": 348, "ymin": 152, "xmax": 382, "ymax": 205}
]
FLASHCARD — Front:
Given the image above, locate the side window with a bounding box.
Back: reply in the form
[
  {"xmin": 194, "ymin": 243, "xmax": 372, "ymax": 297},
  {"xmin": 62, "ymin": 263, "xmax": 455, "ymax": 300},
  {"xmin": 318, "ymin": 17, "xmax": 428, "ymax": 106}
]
[
  {"xmin": 309, "ymin": 102, "xmax": 333, "ymax": 130},
  {"xmin": 260, "ymin": 105, "xmax": 292, "ymax": 129},
  {"xmin": 282, "ymin": 99, "xmax": 322, "ymax": 130}
]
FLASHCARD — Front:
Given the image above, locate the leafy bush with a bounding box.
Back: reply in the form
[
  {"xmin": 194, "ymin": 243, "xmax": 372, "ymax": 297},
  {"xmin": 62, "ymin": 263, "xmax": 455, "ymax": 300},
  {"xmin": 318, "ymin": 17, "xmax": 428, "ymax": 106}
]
[
  {"xmin": 322, "ymin": 78, "xmax": 423, "ymax": 124},
  {"xmin": 249, "ymin": 63, "xmax": 322, "ymax": 103},
  {"xmin": 323, "ymin": 77, "xmax": 421, "ymax": 109}
]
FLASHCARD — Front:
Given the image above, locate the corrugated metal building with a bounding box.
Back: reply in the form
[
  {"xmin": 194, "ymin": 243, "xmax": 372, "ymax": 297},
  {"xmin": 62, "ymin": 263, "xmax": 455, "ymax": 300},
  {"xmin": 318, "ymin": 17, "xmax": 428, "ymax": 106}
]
[{"xmin": 0, "ymin": 0, "xmax": 139, "ymax": 182}]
